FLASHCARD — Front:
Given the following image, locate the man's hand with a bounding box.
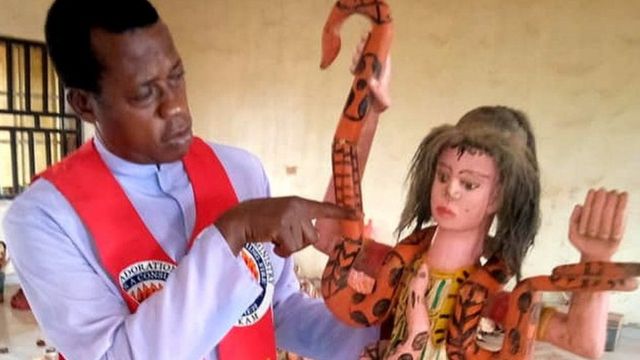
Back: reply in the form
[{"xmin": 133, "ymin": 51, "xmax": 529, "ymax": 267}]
[
  {"xmin": 569, "ymin": 188, "xmax": 628, "ymax": 262},
  {"xmin": 216, "ymin": 196, "xmax": 358, "ymax": 257}
]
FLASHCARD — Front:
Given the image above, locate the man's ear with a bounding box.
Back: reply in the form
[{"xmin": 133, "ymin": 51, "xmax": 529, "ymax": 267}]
[{"xmin": 66, "ymin": 89, "xmax": 98, "ymax": 124}]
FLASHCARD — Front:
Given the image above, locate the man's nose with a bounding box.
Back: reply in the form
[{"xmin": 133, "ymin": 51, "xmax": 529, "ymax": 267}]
[{"xmin": 158, "ymin": 87, "xmax": 186, "ymax": 119}]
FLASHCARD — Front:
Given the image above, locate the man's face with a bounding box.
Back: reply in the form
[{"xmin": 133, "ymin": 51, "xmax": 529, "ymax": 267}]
[{"xmin": 88, "ymin": 21, "xmax": 192, "ymax": 164}]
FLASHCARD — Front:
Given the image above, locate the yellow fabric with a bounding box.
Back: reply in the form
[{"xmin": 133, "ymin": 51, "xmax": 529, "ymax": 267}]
[
  {"xmin": 536, "ymin": 306, "xmax": 558, "ymax": 341},
  {"xmin": 385, "ymin": 256, "xmax": 477, "ymax": 360}
]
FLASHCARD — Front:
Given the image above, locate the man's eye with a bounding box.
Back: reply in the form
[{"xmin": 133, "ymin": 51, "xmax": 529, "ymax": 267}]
[
  {"xmin": 169, "ymin": 71, "xmax": 185, "ymax": 86},
  {"xmin": 170, "ymin": 70, "xmax": 185, "ymax": 80},
  {"xmin": 134, "ymin": 86, "xmax": 156, "ymax": 102}
]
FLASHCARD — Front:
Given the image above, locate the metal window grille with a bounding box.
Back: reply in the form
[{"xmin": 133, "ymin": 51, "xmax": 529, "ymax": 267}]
[{"xmin": 0, "ymin": 36, "xmax": 82, "ymax": 199}]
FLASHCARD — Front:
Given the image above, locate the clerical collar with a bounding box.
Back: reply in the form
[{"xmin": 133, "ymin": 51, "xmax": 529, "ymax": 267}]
[{"xmin": 93, "ymin": 137, "xmax": 182, "ymax": 177}]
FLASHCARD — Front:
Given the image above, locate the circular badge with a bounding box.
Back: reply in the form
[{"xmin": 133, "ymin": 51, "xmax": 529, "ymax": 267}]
[
  {"xmin": 237, "ymin": 243, "xmax": 275, "ymax": 326},
  {"xmin": 119, "ymin": 260, "xmax": 176, "ymax": 304}
]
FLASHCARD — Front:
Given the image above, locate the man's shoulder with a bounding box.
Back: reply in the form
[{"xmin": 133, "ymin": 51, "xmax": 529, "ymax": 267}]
[
  {"xmin": 2, "ymin": 179, "xmax": 72, "ymax": 248},
  {"xmin": 200, "ymin": 140, "xmax": 265, "ymax": 173},
  {"xmin": 3, "ymin": 179, "xmax": 64, "ymax": 218},
  {"xmin": 208, "ymin": 141, "xmax": 259, "ymax": 161},
  {"xmin": 198, "ymin": 140, "xmax": 270, "ymax": 199}
]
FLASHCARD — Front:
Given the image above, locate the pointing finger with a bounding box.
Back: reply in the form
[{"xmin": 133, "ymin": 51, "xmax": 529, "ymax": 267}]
[{"xmin": 303, "ymin": 199, "xmax": 359, "ymax": 221}]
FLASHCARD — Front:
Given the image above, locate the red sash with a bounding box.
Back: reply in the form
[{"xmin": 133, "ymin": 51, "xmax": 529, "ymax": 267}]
[{"xmin": 40, "ymin": 137, "xmax": 276, "ymax": 359}]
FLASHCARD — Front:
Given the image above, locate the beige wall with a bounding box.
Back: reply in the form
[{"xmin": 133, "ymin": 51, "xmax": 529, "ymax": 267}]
[
  {"xmin": 0, "ymin": 0, "xmax": 50, "ymax": 41},
  {"xmin": 1, "ymin": 0, "xmax": 639, "ymax": 323}
]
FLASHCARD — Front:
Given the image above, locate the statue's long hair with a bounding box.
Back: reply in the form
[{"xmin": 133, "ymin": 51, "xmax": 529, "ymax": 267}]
[{"xmin": 397, "ymin": 106, "xmax": 541, "ymax": 279}]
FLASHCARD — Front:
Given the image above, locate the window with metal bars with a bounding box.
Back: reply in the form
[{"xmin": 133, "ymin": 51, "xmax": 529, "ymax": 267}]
[{"xmin": 0, "ymin": 36, "xmax": 82, "ymax": 199}]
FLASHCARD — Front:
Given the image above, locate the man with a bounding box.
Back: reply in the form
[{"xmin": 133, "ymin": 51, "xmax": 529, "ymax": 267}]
[
  {"xmin": 2, "ymin": 0, "xmax": 380, "ymax": 358},
  {"xmin": 0, "ymin": 241, "xmax": 6, "ymax": 303}
]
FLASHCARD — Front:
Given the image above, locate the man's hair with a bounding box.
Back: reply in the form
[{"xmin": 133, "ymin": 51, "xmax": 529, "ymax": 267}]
[
  {"xmin": 45, "ymin": 0, "xmax": 160, "ymax": 93},
  {"xmin": 397, "ymin": 106, "xmax": 541, "ymax": 279}
]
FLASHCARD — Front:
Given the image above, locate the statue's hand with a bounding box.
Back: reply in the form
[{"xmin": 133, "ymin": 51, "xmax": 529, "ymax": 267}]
[
  {"xmin": 405, "ymin": 262, "xmax": 430, "ymax": 332},
  {"xmin": 569, "ymin": 188, "xmax": 628, "ymax": 262},
  {"xmin": 387, "ymin": 262, "xmax": 430, "ymax": 360},
  {"xmin": 348, "ymin": 269, "xmax": 376, "ymax": 294},
  {"xmin": 350, "ymin": 32, "xmax": 391, "ymax": 112}
]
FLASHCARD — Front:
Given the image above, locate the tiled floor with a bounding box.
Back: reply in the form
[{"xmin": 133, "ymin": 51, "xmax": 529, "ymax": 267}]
[
  {"xmin": 0, "ymin": 281, "xmax": 637, "ymax": 359},
  {"xmin": 0, "ymin": 284, "xmax": 57, "ymax": 360}
]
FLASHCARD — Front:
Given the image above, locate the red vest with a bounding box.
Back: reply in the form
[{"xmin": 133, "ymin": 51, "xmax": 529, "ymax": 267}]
[{"xmin": 40, "ymin": 137, "xmax": 277, "ymax": 359}]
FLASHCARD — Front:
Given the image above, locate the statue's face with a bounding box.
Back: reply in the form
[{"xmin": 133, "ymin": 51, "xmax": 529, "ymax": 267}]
[{"xmin": 430, "ymin": 147, "xmax": 499, "ymax": 232}]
